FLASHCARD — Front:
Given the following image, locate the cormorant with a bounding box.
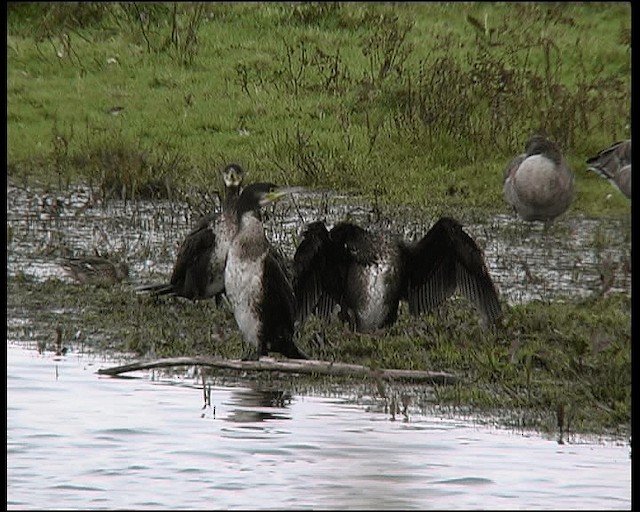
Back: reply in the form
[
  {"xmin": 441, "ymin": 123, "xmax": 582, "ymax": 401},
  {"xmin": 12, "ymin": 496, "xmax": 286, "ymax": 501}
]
[
  {"xmin": 136, "ymin": 163, "xmax": 245, "ymax": 302},
  {"xmin": 503, "ymin": 134, "xmax": 575, "ymax": 223},
  {"xmin": 224, "ymin": 182, "xmax": 308, "ymax": 360},
  {"xmin": 292, "ymin": 217, "xmax": 502, "ymax": 334},
  {"xmin": 59, "ymin": 255, "xmax": 129, "ymax": 285},
  {"xmin": 586, "ymin": 139, "xmax": 631, "ymax": 199}
]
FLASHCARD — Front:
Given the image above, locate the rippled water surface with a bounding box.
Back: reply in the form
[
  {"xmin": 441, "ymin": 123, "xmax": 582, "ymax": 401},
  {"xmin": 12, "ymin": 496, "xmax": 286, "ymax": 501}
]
[
  {"xmin": 6, "ymin": 183, "xmax": 632, "ymax": 303},
  {"xmin": 7, "ymin": 343, "xmax": 631, "ymax": 510}
]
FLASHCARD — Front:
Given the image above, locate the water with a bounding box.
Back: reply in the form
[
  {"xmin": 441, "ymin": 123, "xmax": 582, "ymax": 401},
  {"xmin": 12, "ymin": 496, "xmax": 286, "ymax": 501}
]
[
  {"xmin": 7, "ymin": 343, "xmax": 631, "ymax": 510},
  {"xmin": 6, "ymin": 183, "xmax": 632, "ymax": 304}
]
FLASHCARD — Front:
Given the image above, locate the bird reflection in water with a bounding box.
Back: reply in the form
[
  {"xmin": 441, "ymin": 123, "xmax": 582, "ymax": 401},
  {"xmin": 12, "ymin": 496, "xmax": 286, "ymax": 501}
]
[
  {"xmin": 225, "ymin": 387, "xmax": 293, "ymax": 423},
  {"xmin": 200, "ymin": 369, "xmax": 214, "ymax": 419}
]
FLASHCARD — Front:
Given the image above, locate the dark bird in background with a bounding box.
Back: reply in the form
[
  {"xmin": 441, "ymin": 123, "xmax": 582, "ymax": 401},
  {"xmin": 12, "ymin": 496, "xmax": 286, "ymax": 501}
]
[
  {"xmin": 586, "ymin": 139, "xmax": 631, "ymax": 199},
  {"xmin": 292, "ymin": 217, "xmax": 502, "ymax": 334},
  {"xmin": 136, "ymin": 163, "xmax": 245, "ymax": 302},
  {"xmin": 59, "ymin": 255, "xmax": 129, "ymax": 285},
  {"xmin": 503, "ymin": 134, "xmax": 575, "ymax": 223},
  {"xmin": 224, "ymin": 182, "xmax": 308, "ymax": 360}
]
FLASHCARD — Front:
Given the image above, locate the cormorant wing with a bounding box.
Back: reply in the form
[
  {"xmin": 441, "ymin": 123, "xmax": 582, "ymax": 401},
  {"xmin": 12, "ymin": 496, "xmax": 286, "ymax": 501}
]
[
  {"xmin": 270, "ymin": 242, "xmax": 294, "ymax": 283},
  {"xmin": 292, "ymin": 221, "xmax": 343, "ymax": 325},
  {"xmin": 264, "ymin": 249, "xmax": 296, "ymax": 329},
  {"xmin": 169, "ymin": 216, "xmax": 218, "ymax": 297},
  {"xmin": 405, "ymin": 217, "xmax": 502, "ymax": 326},
  {"xmin": 263, "ymin": 248, "xmax": 308, "ymax": 359},
  {"xmin": 136, "ymin": 212, "xmax": 219, "ymax": 298}
]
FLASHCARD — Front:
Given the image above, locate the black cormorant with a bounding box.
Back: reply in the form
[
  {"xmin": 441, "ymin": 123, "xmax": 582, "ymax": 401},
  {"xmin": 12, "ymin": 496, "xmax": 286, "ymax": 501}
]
[
  {"xmin": 136, "ymin": 163, "xmax": 245, "ymax": 302},
  {"xmin": 224, "ymin": 182, "xmax": 308, "ymax": 360},
  {"xmin": 292, "ymin": 217, "xmax": 502, "ymax": 334}
]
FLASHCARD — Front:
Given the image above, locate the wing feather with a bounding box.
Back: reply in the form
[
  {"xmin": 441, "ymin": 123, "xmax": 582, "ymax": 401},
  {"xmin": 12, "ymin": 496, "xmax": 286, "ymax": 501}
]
[
  {"xmin": 405, "ymin": 217, "xmax": 502, "ymax": 325},
  {"xmin": 292, "ymin": 221, "xmax": 338, "ymax": 324}
]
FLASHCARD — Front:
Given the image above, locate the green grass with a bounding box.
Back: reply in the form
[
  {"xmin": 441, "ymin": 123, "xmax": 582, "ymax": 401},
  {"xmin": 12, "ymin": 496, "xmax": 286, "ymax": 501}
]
[{"xmin": 7, "ymin": 2, "xmax": 631, "ymax": 214}]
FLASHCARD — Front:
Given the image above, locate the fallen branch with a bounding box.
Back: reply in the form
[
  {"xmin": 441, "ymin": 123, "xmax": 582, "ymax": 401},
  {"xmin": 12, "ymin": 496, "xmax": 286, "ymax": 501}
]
[{"xmin": 97, "ymin": 356, "xmax": 459, "ymax": 385}]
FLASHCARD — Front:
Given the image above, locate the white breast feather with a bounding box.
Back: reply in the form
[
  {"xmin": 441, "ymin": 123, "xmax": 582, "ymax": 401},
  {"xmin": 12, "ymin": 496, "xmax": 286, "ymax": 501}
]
[
  {"xmin": 225, "ymin": 245, "xmax": 264, "ymax": 349},
  {"xmin": 358, "ymin": 260, "xmax": 392, "ymax": 332}
]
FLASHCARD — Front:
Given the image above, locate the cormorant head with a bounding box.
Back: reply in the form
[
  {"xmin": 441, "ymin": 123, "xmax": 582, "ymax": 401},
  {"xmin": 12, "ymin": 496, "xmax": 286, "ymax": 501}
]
[
  {"xmin": 221, "ymin": 163, "xmax": 246, "ymax": 188},
  {"xmin": 236, "ymin": 182, "xmax": 303, "ymax": 221}
]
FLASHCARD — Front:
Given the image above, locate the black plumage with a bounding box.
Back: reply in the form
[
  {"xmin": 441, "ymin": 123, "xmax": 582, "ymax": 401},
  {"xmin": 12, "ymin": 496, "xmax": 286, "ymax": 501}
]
[
  {"xmin": 293, "ymin": 217, "xmax": 502, "ymax": 333},
  {"xmin": 224, "ymin": 182, "xmax": 308, "ymax": 360},
  {"xmin": 136, "ymin": 163, "xmax": 245, "ymax": 302}
]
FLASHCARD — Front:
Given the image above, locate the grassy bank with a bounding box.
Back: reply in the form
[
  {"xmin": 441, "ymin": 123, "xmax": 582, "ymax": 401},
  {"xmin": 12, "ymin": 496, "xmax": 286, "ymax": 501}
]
[
  {"xmin": 7, "ymin": 2, "xmax": 631, "ymax": 215},
  {"xmin": 6, "ymin": 273, "xmax": 630, "ymax": 439}
]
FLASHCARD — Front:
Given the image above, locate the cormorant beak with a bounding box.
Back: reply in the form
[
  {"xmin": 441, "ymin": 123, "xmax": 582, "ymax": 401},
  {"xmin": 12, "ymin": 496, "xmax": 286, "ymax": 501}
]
[{"xmin": 260, "ymin": 186, "xmax": 304, "ymax": 206}]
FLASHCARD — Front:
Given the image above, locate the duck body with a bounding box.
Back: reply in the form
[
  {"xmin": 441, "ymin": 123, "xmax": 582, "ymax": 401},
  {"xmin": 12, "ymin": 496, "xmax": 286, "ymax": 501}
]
[
  {"xmin": 293, "ymin": 217, "xmax": 502, "ymax": 334},
  {"xmin": 59, "ymin": 255, "xmax": 129, "ymax": 284},
  {"xmin": 586, "ymin": 139, "xmax": 631, "ymax": 199},
  {"xmin": 503, "ymin": 135, "xmax": 575, "ymax": 222}
]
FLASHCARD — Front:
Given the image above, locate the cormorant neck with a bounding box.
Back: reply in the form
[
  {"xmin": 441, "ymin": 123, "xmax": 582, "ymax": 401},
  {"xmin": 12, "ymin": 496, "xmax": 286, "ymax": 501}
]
[
  {"xmin": 239, "ymin": 210, "xmax": 263, "ymax": 231},
  {"xmin": 235, "ymin": 212, "xmax": 269, "ymax": 258},
  {"xmin": 223, "ymin": 185, "xmax": 241, "ymax": 212}
]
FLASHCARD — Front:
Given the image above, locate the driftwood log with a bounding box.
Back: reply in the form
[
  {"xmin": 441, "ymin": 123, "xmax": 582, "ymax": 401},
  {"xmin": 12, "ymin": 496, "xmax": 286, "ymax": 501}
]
[{"xmin": 97, "ymin": 356, "xmax": 459, "ymax": 385}]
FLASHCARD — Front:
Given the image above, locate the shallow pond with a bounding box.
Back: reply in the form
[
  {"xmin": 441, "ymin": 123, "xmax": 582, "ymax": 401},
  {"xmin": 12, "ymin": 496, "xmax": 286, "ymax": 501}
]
[
  {"xmin": 6, "ymin": 183, "xmax": 632, "ymax": 304},
  {"xmin": 7, "ymin": 342, "xmax": 631, "ymax": 510}
]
